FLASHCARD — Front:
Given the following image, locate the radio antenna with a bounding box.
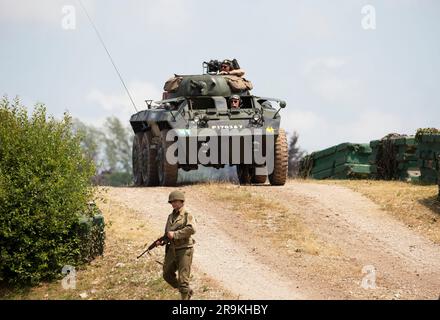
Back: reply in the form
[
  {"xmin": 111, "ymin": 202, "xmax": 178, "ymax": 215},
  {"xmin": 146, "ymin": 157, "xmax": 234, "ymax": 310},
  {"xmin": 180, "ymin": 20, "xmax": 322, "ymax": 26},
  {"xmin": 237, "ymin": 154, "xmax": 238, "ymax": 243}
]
[{"xmin": 77, "ymin": 0, "xmax": 138, "ymax": 113}]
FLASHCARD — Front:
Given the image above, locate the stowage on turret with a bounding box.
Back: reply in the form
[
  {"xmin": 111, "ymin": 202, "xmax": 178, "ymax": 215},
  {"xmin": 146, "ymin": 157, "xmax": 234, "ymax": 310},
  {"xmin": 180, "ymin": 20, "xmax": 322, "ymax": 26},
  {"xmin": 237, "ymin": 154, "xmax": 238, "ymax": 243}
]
[{"xmin": 130, "ymin": 59, "xmax": 288, "ymax": 186}]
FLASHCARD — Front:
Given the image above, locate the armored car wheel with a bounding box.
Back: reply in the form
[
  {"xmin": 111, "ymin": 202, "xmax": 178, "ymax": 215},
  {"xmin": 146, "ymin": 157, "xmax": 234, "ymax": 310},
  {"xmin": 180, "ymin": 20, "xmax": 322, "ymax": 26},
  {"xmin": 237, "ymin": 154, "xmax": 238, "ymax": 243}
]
[
  {"xmin": 251, "ymin": 171, "xmax": 267, "ymax": 184},
  {"xmin": 132, "ymin": 132, "xmax": 144, "ymax": 186},
  {"xmin": 157, "ymin": 129, "xmax": 178, "ymax": 186},
  {"xmin": 237, "ymin": 165, "xmax": 252, "ymax": 185},
  {"xmin": 142, "ymin": 131, "xmax": 159, "ymax": 186},
  {"xmin": 269, "ymin": 128, "xmax": 288, "ymax": 186}
]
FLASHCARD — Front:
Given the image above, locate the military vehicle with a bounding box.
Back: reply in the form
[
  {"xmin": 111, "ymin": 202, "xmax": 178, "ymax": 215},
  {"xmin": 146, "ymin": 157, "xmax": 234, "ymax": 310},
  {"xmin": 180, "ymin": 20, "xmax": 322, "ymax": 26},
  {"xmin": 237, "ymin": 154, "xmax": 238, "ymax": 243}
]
[{"xmin": 129, "ymin": 60, "xmax": 288, "ymax": 186}]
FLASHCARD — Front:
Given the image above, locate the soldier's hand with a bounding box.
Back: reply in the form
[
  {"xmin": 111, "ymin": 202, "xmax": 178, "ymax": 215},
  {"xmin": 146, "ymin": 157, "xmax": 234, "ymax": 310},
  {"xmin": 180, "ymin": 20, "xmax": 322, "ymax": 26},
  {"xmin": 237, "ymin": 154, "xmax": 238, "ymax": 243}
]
[
  {"xmin": 219, "ymin": 71, "xmax": 228, "ymax": 75},
  {"xmin": 155, "ymin": 240, "xmax": 162, "ymax": 246},
  {"xmin": 167, "ymin": 231, "xmax": 175, "ymax": 240}
]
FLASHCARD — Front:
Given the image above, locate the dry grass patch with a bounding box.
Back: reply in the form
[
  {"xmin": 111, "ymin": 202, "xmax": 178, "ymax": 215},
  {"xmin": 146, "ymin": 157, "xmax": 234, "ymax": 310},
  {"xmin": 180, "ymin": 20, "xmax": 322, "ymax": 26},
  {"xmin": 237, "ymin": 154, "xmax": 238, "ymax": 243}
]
[
  {"xmin": 306, "ymin": 179, "xmax": 440, "ymax": 244},
  {"xmin": 197, "ymin": 183, "xmax": 332, "ymax": 256},
  {"xmin": 0, "ymin": 188, "xmax": 232, "ymax": 300}
]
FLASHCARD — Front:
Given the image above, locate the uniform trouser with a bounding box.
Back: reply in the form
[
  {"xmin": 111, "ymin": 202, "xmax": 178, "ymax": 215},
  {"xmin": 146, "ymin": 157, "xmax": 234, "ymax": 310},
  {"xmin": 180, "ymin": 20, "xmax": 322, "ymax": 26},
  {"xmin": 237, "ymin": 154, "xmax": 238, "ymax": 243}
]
[{"xmin": 163, "ymin": 246, "xmax": 194, "ymax": 295}]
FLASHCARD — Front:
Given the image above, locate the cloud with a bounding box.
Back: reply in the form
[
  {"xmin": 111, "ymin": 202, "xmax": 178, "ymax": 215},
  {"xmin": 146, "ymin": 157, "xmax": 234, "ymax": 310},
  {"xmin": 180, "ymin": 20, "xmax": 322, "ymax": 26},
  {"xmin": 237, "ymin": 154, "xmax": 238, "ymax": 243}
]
[
  {"xmin": 280, "ymin": 109, "xmax": 329, "ymax": 153},
  {"xmin": 313, "ymin": 76, "xmax": 361, "ymax": 104},
  {"xmin": 280, "ymin": 107, "xmax": 406, "ymax": 153},
  {"xmin": 291, "ymin": 6, "xmax": 336, "ymax": 41},
  {"xmin": 86, "ymin": 81, "xmax": 162, "ymax": 123},
  {"xmin": 303, "ymin": 57, "xmax": 347, "ymax": 75},
  {"xmin": 282, "ymin": 109, "xmax": 323, "ymax": 134},
  {"xmin": 344, "ymin": 110, "xmax": 405, "ymax": 142},
  {"xmin": 302, "ymin": 56, "xmax": 363, "ymax": 105},
  {"xmin": 0, "ymin": 0, "xmax": 95, "ymax": 25},
  {"xmin": 144, "ymin": 0, "xmax": 190, "ymax": 28},
  {"xmin": 121, "ymin": 0, "xmax": 191, "ymax": 31},
  {"xmin": 314, "ymin": 110, "xmax": 405, "ymax": 150}
]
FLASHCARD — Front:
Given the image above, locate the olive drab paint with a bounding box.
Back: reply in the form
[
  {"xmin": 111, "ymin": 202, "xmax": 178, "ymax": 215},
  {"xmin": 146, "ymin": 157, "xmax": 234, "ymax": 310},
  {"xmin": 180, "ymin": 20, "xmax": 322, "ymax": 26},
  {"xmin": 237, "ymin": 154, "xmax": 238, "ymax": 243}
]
[{"xmin": 130, "ymin": 65, "xmax": 288, "ymax": 187}]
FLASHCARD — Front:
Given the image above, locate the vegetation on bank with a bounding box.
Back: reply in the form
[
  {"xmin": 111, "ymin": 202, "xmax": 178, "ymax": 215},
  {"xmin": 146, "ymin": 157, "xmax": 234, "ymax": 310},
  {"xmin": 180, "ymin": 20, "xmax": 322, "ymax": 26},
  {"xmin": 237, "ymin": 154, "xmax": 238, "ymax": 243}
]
[
  {"xmin": 312, "ymin": 179, "xmax": 440, "ymax": 244},
  {"xmin": 0, "ymin": 97, "xmax": 96, "ymax": 285},
  {"xmin": 0, "ymin": 190, "xmax": 233, "ymax": 300}
]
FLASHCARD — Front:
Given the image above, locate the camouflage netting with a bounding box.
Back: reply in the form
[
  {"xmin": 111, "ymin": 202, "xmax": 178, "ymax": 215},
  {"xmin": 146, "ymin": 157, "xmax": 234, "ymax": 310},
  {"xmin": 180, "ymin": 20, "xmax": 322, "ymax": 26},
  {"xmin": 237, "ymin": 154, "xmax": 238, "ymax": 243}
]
[
  {"xmin": 415, "ymin": 128, "xmax": 440, "ymax": 184},
  {"xmin": 374, "ymin": 133, "xmax": 405, "ymax": 180},
  {"xmin": 298, "ymin": 154, "xmax": 313, "ymax": 178},
  {"xmin": 415, "ymin": 128, "xmax": 440, "ymax": 141},
  {"xmin": 76, "ymin": 204, "xmax": 106, "ymax": 263},
  {"xmin": 164, "ymin": 75, "xmax": 183, "ymax": 92},
  {"xmin": 299, "ymin": 129, "xmax": 440, "ymax": 185},
  {"xmin": 370, "ymin": 133, "xmax": 421, "ymax": 181}
]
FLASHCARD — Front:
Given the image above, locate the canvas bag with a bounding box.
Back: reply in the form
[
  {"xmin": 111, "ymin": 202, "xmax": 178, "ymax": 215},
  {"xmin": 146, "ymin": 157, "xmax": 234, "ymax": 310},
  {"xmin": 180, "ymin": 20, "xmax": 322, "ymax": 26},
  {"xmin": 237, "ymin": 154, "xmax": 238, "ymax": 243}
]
[
  {"xmin": 224, "ymin": 75, "xmax": 253, "ymax": 92},
  {"xmin": 164, "ymin": 75, "xmax": 183, "ymax": 92}
]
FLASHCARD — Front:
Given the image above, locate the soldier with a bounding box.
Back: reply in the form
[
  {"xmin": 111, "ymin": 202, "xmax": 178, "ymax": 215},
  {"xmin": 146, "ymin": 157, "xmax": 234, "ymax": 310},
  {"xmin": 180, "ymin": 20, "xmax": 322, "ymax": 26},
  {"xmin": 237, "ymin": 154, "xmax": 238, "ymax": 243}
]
[
  {"xmin": 229, "ymin": 94, "xmax": 241, "ymax": 109},
  {"xmin": 219, "ymin": 59, "xmax": 246, "ymax": 77},
  {"xmin": 160, "ymin": 190, "xmax": 196, "ymax": 300}
]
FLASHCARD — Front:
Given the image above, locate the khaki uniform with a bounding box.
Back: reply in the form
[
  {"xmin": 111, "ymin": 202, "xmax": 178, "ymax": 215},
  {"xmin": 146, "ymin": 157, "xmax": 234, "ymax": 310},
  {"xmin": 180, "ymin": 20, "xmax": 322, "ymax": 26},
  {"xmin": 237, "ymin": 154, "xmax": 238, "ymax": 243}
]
[{"xmin": 162, "ymin": 207, "xmax": 196, "ymax": 299}]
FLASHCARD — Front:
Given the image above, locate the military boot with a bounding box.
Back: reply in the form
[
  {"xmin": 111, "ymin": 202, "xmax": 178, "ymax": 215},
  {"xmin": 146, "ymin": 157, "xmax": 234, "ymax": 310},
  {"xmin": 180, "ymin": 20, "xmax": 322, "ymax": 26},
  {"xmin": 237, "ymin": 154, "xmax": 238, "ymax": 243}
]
[{"xmin": 180, "ymin": 289, "xmax": 193, "ymax": 300}]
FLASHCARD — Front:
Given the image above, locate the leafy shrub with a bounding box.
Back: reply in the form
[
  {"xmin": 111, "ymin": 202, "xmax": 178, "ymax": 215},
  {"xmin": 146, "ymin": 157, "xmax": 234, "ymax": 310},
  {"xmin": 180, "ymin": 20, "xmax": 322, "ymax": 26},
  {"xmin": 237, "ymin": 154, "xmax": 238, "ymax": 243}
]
[
  {"xmin": 0, "ymin": 97, "xmax": 96, "ymax": 285},
  {"xmin": 102, "ymin": 171, "xmax": 133, "ymax": 186},
  {"xmin": 76, "ymin": 203, "xmax": 106, "ymax": 263}
]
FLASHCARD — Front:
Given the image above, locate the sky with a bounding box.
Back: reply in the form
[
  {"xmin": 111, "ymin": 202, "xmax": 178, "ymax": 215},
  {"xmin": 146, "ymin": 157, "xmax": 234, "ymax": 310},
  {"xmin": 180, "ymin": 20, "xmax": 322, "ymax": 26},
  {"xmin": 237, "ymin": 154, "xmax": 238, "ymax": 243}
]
[{"xmin": 1, "ymin": 0, "xmax": 439, "ymax": 153}]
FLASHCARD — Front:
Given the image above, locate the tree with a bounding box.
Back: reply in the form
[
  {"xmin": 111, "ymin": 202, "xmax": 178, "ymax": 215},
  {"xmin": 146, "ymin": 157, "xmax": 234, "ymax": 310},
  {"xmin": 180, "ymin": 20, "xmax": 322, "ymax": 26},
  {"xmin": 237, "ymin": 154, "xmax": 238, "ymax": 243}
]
[
  {"xmin": 72, "ymin": 119, "xmax": 105, "ymax": 170},
  {"xmin": 101, "ymin": 117, "xmax": 133, "ymax": 186},
  {"xmin": 287, "ymin": 131, "xmax": 304, "ymax": 178},
  {"xmin": 103, "ymin": 117, "xmax": 133, "ymax": 174},
  {"xmin": 72, "ymin": 117, "xmax": 134, "ymax": 186}
]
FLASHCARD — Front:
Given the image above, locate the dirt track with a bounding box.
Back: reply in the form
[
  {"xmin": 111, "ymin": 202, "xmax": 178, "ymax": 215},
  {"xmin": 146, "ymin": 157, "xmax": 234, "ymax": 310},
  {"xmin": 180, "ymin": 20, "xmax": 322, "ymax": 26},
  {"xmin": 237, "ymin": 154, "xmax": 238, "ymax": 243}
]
[{"xmin": 104, "ymin": 181, "xmax": 440, "ymax": 300}]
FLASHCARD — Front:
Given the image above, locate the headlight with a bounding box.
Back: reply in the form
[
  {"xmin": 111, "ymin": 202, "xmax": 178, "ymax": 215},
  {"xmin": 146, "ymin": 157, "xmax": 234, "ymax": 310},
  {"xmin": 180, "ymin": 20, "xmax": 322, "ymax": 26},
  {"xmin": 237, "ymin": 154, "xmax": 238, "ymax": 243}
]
[
  {"xmin": 253, "ymin": 113, "xmax": 261, "ymax": 122},
  {"xmin": 194, "ymin": 115, "xmax": 200, "ymax": 123}
]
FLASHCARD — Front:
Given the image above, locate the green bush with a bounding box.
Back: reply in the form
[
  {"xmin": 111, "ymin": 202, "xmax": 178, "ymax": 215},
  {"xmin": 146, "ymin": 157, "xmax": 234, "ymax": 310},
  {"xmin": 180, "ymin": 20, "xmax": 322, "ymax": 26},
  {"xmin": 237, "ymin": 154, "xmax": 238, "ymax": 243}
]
[
  {"xmin": 76, "ymin": 204, "xmax": 106, "ymax": 263},
  {"xmin": 0, "ymin": 97, "xmax": 96, "ymax": 285},
  {"xmin": 102, "ymin": 171, "xmax": 133, "ymax": 186}
]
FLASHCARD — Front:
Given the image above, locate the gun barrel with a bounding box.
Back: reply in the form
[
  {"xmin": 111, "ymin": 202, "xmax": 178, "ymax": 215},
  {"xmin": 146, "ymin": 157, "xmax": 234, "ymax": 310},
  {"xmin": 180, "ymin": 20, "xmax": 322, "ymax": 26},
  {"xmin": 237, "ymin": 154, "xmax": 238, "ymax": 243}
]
[
  {"xmin": 137, "ymin": 248, "xmax": 149, "ymax": 259},
  {"xmin": 139, "ymin": 235, "xmax": 169, "ymax": 259}
]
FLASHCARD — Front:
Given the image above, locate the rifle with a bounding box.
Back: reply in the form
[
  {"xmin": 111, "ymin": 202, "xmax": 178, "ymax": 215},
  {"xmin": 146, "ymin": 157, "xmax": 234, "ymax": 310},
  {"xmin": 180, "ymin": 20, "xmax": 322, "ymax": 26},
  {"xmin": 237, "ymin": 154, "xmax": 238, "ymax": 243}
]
[{"xmin": 137, "ymin": 234, "xmax": 170, "ymax": 259}]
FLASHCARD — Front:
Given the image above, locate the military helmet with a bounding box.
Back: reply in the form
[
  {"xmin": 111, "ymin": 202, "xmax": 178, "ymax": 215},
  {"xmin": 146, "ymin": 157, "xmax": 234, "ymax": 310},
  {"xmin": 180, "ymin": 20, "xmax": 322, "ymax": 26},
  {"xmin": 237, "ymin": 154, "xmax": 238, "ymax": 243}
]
[
  {"xmin": 168, "ymin": 190, "xmax": 185, "ymax": 203},
  {"xmin": 222, "ymin": 59, "xmax": 233, "ymax": 66},
  {"xmin": 231, "ymin": 94, "xmax": 241, "ymax": 100}
]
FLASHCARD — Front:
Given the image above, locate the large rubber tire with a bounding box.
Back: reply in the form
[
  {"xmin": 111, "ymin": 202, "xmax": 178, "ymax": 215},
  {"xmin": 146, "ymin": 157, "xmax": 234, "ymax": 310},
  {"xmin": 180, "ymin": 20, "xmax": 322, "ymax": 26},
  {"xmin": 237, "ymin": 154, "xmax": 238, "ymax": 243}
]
[
  {"xmin": 237, "ymin": 165, "xmax": 252, "ymax": 185},
  {"xmin": 157, "ymin": 129, "xmax": 178, "ymax": 186},
  {"xmin": 252, "ymin": 171, "xmax": 267, "ymax": 184},
  {"xmin": 141, "ymin": 131, "xmax": 159, "ymax": 186},
  {"xmin": 132, "ymin": 133, "xmax": 143, "ymax": 186},
  {"xmin": 269, "ymin": 128, "xmax": 288, "ymax": 186}
]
